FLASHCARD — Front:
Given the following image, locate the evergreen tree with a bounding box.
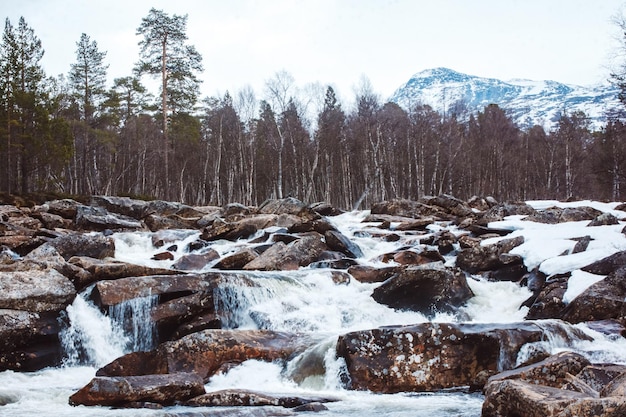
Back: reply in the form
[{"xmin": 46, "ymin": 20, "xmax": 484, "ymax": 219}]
[
  {"xmin": 135, "ymin": 8, "xmax": 203, "ymax": 199},
  {"xmin": 68, "ymin": 33, "xmax": 109, "ymax": 194},
  {"xmin": 0, "ymin": 17, "xmax": 46, "ymax": 193}
]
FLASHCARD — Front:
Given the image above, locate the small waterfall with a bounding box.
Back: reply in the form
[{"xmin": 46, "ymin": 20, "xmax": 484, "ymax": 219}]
[
  {"xmin": 60, "ymin": 293, "xmax": 127, "ymax": 367},
  {"xmin": 213, "ymin": 272, "xmax": 296, "ymax": 329},
  {"xmin": 109, "ymin": 294, "xmax": 159, "ymax": 352},
  {"xmin": 60, "ymin": 289, "xmax": 158, "ymax": 366}
]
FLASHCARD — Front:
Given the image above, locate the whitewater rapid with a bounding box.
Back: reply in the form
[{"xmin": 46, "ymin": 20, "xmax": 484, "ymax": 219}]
[{"xmin": 1, "ymin": 204, "xmax": 626, "ymax": 416}]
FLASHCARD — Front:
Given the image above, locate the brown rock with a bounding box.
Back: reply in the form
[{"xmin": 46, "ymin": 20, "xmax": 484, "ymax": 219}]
[
  {"xmin": 75, "ymin": 205, "xmax": 144, "ymax": 231},
  {"xmin": 336, "ymin": 321, "xmax": 550, "ymax": 393},
  {"xmin": 0, "ymin": 269, "xmax": 75, "ymax": 312},
  {"xmin": 186, "ymin": 388, "xmax": 338, "ymax": 408},
  {"xmin": 98, "ymin": 329, "xmax": 311, "ymax": 380},
  {"xmin": 92, "ymin": 274, "xmax": 220, "ymax": 307},
  {"xmin": 171, "ymin": 251, "xmax": 220, "ymax": 271},
  {"xmin": 0, "ymin": 309, "xmax": 63, "ymax": 371},
  {"xmin": 481, "ymin": 379, "xmax": 589, "ymax": 417},
  {"xmin": 69, "ymin": 372, "xmax": 205, "ymax": 407},
  {"xmin": 324, "ymin": 230, "xmax": 363, "ymax": 258},
  {"xmin": 46, "ymin": 233, "xmax": 115, "ymax": 260},
  {"xmin": 214, "ymin": 248, "xmax": 259, "ymax": 270},
  {"xmin": 561, "ymin": 267, "xmax": 626, "ymax": 324},
  {"xmin": 371, "ymin": 265, "xmax": 473, "ymax": 316},
  {"xmin": 487, "ymin": 351, "xmax": 591, "ymax": 389},
  {"xmin": 347, "ymin": 265, "xmax": 402, "ymax": 283},
  {"xmin": 243, "ymin": 233, "xmax": 327, "ymax": 271},
  {"xmin": 455, "ymin": 235, "xmax": 524, "ymax": 273}
]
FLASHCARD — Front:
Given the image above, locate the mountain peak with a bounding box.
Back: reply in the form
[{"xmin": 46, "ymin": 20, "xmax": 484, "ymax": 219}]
[{"xmin": 390, "ymin": 68, "xmax": 619, "ymax": 130}]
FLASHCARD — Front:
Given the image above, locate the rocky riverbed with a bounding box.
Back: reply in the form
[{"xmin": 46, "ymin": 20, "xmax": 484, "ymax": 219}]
[{"xmin": 1, "ymin": 194, "xmax": 626, "ymax": 416}]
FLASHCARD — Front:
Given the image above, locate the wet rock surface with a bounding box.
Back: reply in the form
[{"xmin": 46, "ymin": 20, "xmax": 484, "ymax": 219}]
[{"xmin": 1, "ymin": 195, "xmax": 626, "ymax": 414}]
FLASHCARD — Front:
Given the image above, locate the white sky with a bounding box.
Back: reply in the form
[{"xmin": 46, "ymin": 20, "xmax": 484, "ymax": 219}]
[{"xmin": 3, "ymin": 0, "xmax": 625, "ymax": 103}]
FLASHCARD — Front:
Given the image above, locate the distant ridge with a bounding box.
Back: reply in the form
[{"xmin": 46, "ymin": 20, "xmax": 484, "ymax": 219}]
[{"xmin": 389, "ymin": 67, "xmax": 621, "ymax": 130}]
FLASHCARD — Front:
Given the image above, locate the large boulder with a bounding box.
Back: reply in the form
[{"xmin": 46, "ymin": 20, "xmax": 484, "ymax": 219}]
[
  {"xmin": 335, "ymin": 321, "xmax": 569, "ymax": 393},
  {"xmin": 525, "ymin": 276, "xmax": 568, "ymax": 320},
  {"xmin": 45, "ymin": 233, "xmax": 115, "ymax": 260},
  {"xmin": 92, "ymin": 273, "xmax": 221, "ymax": 307},
  {"xmin": 75, "ymin": 205, "xmax": 145, "ymax": 231},
  {"xmin": 370, "ymin": 198, "xmax": 445, "ymax": 219},
  {"xmin": 371, "ymin": 265, "xmax": 473, "ymax": 316},
  {"xmin": 482, "ymin": 354, "xmax": 626, "ymax": 417},
  {"xmin": 324, "ymin": 230, "xmax": 363, "ymax": 259},
  {"xmin": 0, "ymin": 269, "xmax": 75, "ymax": 312},
  {"xmin": 421, "ymin": 194, "xmax": 474, "ymax": 218},
  {"xmin": 97, "ymin": 329, "xmax": 311, "ymax": 381},
  {"xmin": 582, "ymin": 250, "xmax": 626, "ymax": 275},
  {"xmin": 561, "ymin": 267, "xmax": 626, "ymax": 324},
  {"xmin": 487, "ymin": 351, "xmax": 591, "ymax": 389},
  {"xmin": 0, "ymin": 309, "xmax": 63, "ymax": 371},
  {"xmin": 478, "ymin": 202, "xmax": 536, "ymax": 225},
  {"xmin": 69, "ymin": 372, "xmax": 205, "ymax": 407},
  {"xmin": 243, "ymin": 233, "xmax": 328, "ymax": 271},
  {"xmin": 482, "ymin": 379, "xmax": 595, "ymax": 417},
  {"xmin": 455, "ymin": 236, "xmax": 524, "ymax": 274}
]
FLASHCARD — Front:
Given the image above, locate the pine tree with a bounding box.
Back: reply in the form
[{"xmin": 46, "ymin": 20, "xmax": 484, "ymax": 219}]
[
  {"xmin": 0, "ymin": 17, "xmax": 46, "ymax": 193},
  {"xmin": 68, "ymin": 33, "xmax": 109, "ymax": 194},
  {"xmin": 135, "ymin": 8, "xmax": 203, "ymax": 200}
]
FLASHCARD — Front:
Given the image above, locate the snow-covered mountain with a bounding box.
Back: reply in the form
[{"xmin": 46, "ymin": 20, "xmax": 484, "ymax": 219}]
[{"xmin": 389, "ymin": 67, "xmax": 621, "ymax": 130}]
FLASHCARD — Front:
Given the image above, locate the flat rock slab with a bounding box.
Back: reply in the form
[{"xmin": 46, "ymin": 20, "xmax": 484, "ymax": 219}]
[
  {"xmin": 0, "ymin": 269, "xmax": 75, "ymax": 312},
  {"xmin": 69, "ymin": 372, "xmax": 205, "ymax": 407}
]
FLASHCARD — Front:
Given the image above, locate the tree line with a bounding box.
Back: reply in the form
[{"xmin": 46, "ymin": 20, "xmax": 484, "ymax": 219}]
[{"xmin": 2, "ymin": 9, "xmax": 626, "ymax": 209}]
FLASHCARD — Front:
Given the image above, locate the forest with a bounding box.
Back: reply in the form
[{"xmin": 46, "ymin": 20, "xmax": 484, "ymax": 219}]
[{"xmin": 2, "ymin": 8, "xmax": 626, "ymax": 210}]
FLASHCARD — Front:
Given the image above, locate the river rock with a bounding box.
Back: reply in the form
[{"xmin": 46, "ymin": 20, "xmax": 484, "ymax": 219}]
[
  {"xmin": 243, "ymin": 233, "xmax": 327, "ymax": 271},
  {"xmin": 40, "ymin": 199, "xmax": 83, "ymax": 219},
  {"xmin": 151, "ymin": 291, "xmax": 215, "ymax": 341},
  {"xmin": 487, "ymin": 351, "xmax": 591, "ymax": 389},
  {"xmin": 45, "ymin": 233, "xmax": 115, "ymax": 260},
  {"xmin": 482, "ymin": 378, "xmax": 626, "ymax": 417},
  {"xmin": 370, "ymin": 198, "xmax": 446, "ymax": 219},
  {"xmin": 75, "ymin": 205, "xmax": 145, "ymax": 231},
  {"xmin": 0, "ymin": 269, "xmax": 75, "ymax": 312},
  {"xmin": 258, "ymin": 197, "xmax": 311, "ymax": 217},
  {"xmin": 336, "ymin": 321, "xmax": 554, "ymax": 393},
  {"xmin": 525, "ymin": 276, "xmax": 568, "ymax": 320},
  {"xmin": 371, "ymin": 265, "xmax": 473, "ymax": 316},
  {"xmin": 0, "ymin": 309, "xmax": 63, "ymax": 371},
  {"xmin": 214, "ymin": 248, "xmax": 259, "ymax": 270},
  {"xmin": 98, "ymin": 329, "xmax": 311, "ymax": 380},
  {"xmin": 200, "ymin": 218, "xmax": 258, "ymax": 242},
  {"xmin": 92, "ymin": 273, "xmax": 221, "ymax": 307},
  {"xmin": 455, "ymin": 235, "xmax": 524, "ymax": 274},
  {"xmin": 324, "ymin": 230, "xmax": 363, "ymax": 258},
  {"xmin": 68, "ymin": 256, "xmax": 179, "ymax": 289},
  {"xmin": 478, "ymin": 202, "xmax": 536, "ymax": 224},
  {"xmin": 560, "ymin": 267, "xmax": 626, "ymax": 324},
  {"xmin": 171, "ymin": 251, "xmax": 220, "ymax": 271},
  {"xmin": 186, "ymin": 388, "xmax": 337, "ymax": 408},
  {"xmin": 582, "ymin": 250, "xmax": 626, "ymax": 275},
  {"xmin": 91, "ymin": 195, "xmax": 153, "ymax": 219},
  {"xmin": 69, "ymin": 372, "xmax": 205, "ymax": 407},
  {"xmin": 588, "ymin": 212, "xmax": 620, "ymax": 227},
  {"xmin": 421, "ymin": 194, "xmax": 474, "ymax": 218},
  {"xmin": 347, "ymin": 264, "xmax": 402, "ymax": 283},
  {"xmin": 482, "ymin": 379, "xmax": 593, "ymax": 417}
]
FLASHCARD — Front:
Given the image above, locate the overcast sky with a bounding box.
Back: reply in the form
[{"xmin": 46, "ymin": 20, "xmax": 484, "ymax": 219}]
[{"xmin": 3, "ymin": 0, "xmax": 625, "ymax": 103}]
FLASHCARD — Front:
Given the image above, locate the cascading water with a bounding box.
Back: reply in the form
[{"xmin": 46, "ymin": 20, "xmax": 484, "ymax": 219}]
[
  {"xmin": 109, "ymin": 293, "xmax": 159, "ymax": 352},
  {"xmin": 60, "ymin": 291, "xmax": 127, "ymax": 367},
  {"xmin": 3, "ymin": 204, "xmax": 626, "ymax": 417}
]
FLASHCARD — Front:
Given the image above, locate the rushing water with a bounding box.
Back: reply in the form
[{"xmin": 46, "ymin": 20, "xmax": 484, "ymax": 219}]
[{"xmin": 1, "ymin": 209, "xmax": 626, "ymax": 416}]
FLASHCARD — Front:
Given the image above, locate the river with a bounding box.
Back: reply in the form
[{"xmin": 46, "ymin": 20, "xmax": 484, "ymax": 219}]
[{"xmin": 1, "ymin": 204, "xmax": 625, "ymax": 416}]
